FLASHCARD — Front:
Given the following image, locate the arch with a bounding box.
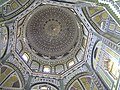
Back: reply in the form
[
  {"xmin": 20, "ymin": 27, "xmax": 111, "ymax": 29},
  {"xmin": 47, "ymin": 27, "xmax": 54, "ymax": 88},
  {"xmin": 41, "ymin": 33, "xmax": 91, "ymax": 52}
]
[
  {"xmin": 65, "ymin": 72, "xmax": 99, "ymax": 90},
  {"xmin": 91, "ymin": 40, "xmax": 100, "ymax": 70},
  {"xmin": 30, "ymin": 60, "xmax": 40, "ymax": 72},
  {"xmin": 67, "ymin": 60, "xmax": 75, "ymax": 68},
  {"xmin": 0, "ymin": 25, "xmax": 9, "ymax": 59},
  {"xmin": 91, "ymin": 40, "xmax": 118, "ymax": 89},
  {"xmin": 65, "ymin": 72, "xmax": 89, "ymax": 90},
  {"xmin": 3, "ymin": 62, "xmax": 25, "ymax": 88},
  {"xmin": 55, "ymin": 64, "xmax": 64, "ymax": 74},
  {"xmin": 0, "ymin": 62, "xmax": 25, "ymax": 89},
  {"xmin": 43, "ymin": 65, "xmax": 51, "ymax": 73},
  {"xmin": 22, "ymin": 52, "xmax": 30, "ymax": 62},
  {"xmin": 30, "ymin": 82, "xmax": 59, "ymax": 90},
  {"xmin": 66, "ymin": 58, "xmax": 75, "ymax": 69}
]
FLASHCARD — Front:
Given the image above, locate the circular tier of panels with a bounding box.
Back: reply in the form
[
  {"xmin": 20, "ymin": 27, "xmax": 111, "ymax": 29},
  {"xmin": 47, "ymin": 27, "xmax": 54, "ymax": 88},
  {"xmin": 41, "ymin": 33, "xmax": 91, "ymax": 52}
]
[{"xmin": 25, "ymin": 5, "xmax": 82, "ymax": 61}]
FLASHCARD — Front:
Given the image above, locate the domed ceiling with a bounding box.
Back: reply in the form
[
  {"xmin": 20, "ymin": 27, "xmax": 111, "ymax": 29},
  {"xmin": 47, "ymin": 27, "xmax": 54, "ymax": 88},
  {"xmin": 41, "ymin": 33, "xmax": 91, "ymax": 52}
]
[
  {"xmin": 19, "ymin": 5, "xmax": 83, "ymax": 64},
  {"xmin": 1, "ymin": 0, "xmax": 120, "ymax": 90},
  {"xmin": 26, "ymin": 5, "xmax": 80, "ymax": 58}
]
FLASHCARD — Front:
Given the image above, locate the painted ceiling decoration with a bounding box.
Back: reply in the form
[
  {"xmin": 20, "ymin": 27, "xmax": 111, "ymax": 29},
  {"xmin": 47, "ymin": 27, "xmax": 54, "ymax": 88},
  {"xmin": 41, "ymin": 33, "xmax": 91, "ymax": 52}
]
[
  {"xmin": 25, "ymin": 5, "xmax": 82, "ymax": 60},
  {"xmin": 0, "ymin": 0, "xmax": 120, "ymax": 90}
]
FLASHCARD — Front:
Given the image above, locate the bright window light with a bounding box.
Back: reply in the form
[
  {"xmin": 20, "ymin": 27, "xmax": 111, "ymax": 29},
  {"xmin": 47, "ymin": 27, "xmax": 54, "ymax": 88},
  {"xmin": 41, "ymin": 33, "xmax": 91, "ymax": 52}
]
[
  {"xmin": 41, "ymin": 86, "xmax": 48, "ymax": 90},
  {"xmin": 43, "ymin": 66, "xmax": 50, "ymax": 73},
  {"xmin": 68, "ymin": 61, "xmax": 75, "ymax": 67},
  {"xmin": 22, "ymin": 53, "xmax": 29, "ymax": 62}
]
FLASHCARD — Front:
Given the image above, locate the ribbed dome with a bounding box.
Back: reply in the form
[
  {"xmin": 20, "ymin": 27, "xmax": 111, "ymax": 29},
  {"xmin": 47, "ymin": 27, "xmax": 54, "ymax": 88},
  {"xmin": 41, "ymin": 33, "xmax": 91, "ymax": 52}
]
[{"xmin": 26, "ymin": 5, "xmax": 79, "ymax": 58}]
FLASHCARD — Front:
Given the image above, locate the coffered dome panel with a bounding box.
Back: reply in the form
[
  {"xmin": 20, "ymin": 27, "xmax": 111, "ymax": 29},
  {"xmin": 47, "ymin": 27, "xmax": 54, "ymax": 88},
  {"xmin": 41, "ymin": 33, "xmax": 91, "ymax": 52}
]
[{"xmin": 25, "ymin": 5, "xmax": 81, "ymax": 58}]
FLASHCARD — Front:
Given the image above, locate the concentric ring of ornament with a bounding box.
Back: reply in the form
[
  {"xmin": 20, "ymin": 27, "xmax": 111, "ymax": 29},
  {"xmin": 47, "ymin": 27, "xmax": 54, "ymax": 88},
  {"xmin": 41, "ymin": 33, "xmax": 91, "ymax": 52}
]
[{"xmin": 26, "ymin": 5, "xmax": 79, "ymax": 58}]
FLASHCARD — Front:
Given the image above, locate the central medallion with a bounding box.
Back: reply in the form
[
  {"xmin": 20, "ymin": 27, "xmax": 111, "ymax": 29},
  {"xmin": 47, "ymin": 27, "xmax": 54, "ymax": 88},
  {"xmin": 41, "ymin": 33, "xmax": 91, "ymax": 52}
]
[
  {"xmin": 44, "ymin": 19, "xmax": 61, "ymax": 37},
  {"xmin": 25, "ymin": 5, "xmax": 79, "ymax": 59}
]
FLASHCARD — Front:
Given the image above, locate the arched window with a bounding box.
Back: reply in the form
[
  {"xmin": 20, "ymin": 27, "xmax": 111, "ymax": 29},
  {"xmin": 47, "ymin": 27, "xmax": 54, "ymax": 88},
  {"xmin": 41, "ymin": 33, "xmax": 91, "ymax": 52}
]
[
  {"xmin": 55, "ymin": 64, "xmax": 64, "ymax": 74},
  {"xmin": 30, "ymin": 61, "xmax": 40, "ymax": 72},
  {"xmin": 31, "ymin": 84, "xmax": 58, "ymax": 90},
  {"xmin": 41, "ymin": 86, "xmax": 49, "ymax": 90},
  {"xmin": 43, "ymin": 65, "xmax": 51, "ymax": 73},
  {"xmin": 68, "ymin": 61, "xmax": 75, "ymax": 68},
  {"xmin": 22, "ymin": 53, "xmax": 29, "ymax": 62}
]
